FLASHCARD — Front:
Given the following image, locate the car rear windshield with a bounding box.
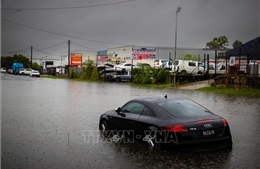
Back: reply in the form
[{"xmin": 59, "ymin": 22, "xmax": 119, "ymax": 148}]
[{"xmin": 157, "ymin": 99, "xmax": 210, "ymax": 118}]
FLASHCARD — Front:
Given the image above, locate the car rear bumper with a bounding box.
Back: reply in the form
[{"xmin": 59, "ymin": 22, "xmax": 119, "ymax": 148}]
[{"xmin": 164, "ymin": 136, "xmax": 232, "ymax": 152}]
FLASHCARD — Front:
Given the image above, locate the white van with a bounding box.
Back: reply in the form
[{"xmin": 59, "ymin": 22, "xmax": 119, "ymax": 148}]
[
  {"xmin": 172, "ymin": 60, "xmax": 204, "ymax": 75},
  {"xmin": 153, "ymin": 59, "xmax": 169, "ymax": 68}
]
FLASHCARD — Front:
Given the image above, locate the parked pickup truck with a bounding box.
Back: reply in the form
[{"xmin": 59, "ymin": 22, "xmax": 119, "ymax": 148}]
[{"xmin": 19, "ymin": 68, "xmax": 32, "ymax": 75}]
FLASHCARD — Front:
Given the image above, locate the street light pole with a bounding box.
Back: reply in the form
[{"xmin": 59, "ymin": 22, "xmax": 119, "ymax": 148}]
[{"xmin": 173, "ymin": 7, "xmax": 181, "ymax": 83}]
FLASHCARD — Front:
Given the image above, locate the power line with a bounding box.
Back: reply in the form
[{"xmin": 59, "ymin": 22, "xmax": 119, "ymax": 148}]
[
  {"xmin": 1, "ymin": 10, "xmax": 21, "ymax": 17},
  {"xmin": 71, "ymin": 41, "xmax": 98, "ymax": 51},
  {"xmin": 38, "ymin": 41, "xmax": 67, "ymax": 51},
  {"xmin": 33, "ymin": 47, "xmax": 56, "ymax": 56},
  {"xmin": 1, "ymin": 0, "xmax": 19, "ymax": 17},
  {"xmin": 2, "ymin": 0, "xmax": 137, "ymax": 11},
  {"xmin": 1, "ymin": 47, "xmax": 31, "ymax": 55},
  {"xmin": 2, "ymin": 18, "xmax": 126, "ymax": 46},
  {"xmin": 4, "ymin": 0, "xmax": 18, "ymax": 10}
]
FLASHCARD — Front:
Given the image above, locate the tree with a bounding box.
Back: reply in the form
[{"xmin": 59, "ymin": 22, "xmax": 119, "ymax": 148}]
[
  {"xmin": 1, "ymin": 56, "xmax": 13, "ymax": 68},
  {"xmin": 32, "ymin": 62, "xmax": 40, "ymax": 70},
  {"xmin": 12, "ymin": 54, "xmax": 30, "ymax": 67},
  {"xmin": 205, "ymin": 36, "xmax": 229, "ymax": 49},
  {"xmin": 184, "ymin": 54, "xmax": 198, "ymax": 61},
  {"xmin": 232, "ymin": 40, "xmax": 243, "ymax": 48}
]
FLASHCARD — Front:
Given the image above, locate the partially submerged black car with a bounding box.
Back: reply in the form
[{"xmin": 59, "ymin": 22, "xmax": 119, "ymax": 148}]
[{"xmin": 99, "ymin": 95, "xmax": 232, "ymax": 151}]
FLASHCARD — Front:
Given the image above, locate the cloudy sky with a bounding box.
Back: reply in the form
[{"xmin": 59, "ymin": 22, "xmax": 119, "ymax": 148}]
[{"xmin": 1, "ymin": 0, "xmax": 259, "ymax": 58}]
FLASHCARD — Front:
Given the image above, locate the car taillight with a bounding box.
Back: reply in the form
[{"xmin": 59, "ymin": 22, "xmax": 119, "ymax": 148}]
[
  {"xmin": 222, "ymin": 118, "xmax": 228, "ymax": 127},
  {"xmin": 161, "ymin": 124, "xmax": 188, "ymax": 133},
  {"xmin": 196, "ymin": 119, "xmax": 213, "ymax": 123}
]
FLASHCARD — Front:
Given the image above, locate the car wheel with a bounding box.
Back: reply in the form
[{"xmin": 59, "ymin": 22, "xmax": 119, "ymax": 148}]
[
  {"xmin": 144, "ymin": 130, "xmax": 161, "ymax": 150},
  {"xmin": 181, "ymin": 70, "xmax": 187, "ymax": 75},
  {"xmin": 99, "ymin": 120, "xmax": 109, "ymax": 136},
  {"xmin": 116, "ymin": 77, "xmax": 121, "ymax": 82}
]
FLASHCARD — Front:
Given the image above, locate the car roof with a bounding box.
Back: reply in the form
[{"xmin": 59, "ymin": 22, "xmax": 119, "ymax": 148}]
[{"xmin": 131, "ymin": 95, "xmax": 185, "ymax": 104}]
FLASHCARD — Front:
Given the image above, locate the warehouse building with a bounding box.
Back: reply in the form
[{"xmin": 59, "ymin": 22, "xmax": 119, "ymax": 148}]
[{"xmin": 105, "ymin": 45, "xmax": 227, "ymax": 65}]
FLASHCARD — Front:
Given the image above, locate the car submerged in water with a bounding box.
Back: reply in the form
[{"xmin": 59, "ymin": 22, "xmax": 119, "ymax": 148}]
[{"xmin": 99, "ymin": 95, "xmax": 232, "ymax": 151}]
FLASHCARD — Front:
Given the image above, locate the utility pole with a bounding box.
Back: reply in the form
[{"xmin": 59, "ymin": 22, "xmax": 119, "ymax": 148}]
[
  {"xmin": 68, "ymin": 40, "xmax": 70, "ymax": 76},
  {"xmin": 173, "ymin": 7, "xmax": 181, "ymax": 83},
  {"xmin": 215, "ymin": 50, "xmax": 217, "ymax": 77},
  {"xmin": 31, "ymin": 46, "xmax": 33, "ymax": 68}
]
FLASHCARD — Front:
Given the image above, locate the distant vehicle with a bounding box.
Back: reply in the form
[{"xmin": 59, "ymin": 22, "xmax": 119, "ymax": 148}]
[
  {"xmin": 12, "ymin": 63, "xmax": 24, "ymax": 74},
  {"xmin": 164, "ymin": 61, "xmax": 173, "ymax": 70},
  {"xmin": 199, "ymin": 61, "xmax": 227, "ymax": 75},
  {"xmin": 135, "ymin": 63, "xmax": 151, "ymax": 69},
  {"xmin": 110, "ymin": 71, "xmax": 132, "ymax": 82},
  {"xmin": 30, "ymin": 70, "xmax": 40, "ymax": 77},
  {"xmin": 153, "ymin": 59, "xmax": 169, "ymax": 68},
  {"xmin": 99, "ymin": 95, "xmax": 233, "ymax": 151},
  {"xmin": 0, "ymin": 67, "xmax": 7, "ymax": 73},
  {"xmin": 173, "ymin": 60, "xmax": 204, "ymax": 75},
  {"xmin": 114, "ymin": 63, "xmax": 135, "ymax": 72},
  {"xmin": 19, "ymin": 68, "xmax": 32, "ymax": 75}
]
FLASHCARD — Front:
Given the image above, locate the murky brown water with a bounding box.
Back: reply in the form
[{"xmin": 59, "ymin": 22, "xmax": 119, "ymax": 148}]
[{"xmin": 1, "ymin": 73, "xmax": 260, "ymax": 169}]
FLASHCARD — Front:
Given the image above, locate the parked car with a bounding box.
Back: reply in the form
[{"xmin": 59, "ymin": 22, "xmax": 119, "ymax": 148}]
[
  {"xmin": 164, "ymin": 61, "xmax": 173, "ymax": 70},
  {"xmin": 30, "ymin": 70, "xmax": 40, "ymax": 77},
  {"xmin": 110, "ymin": 71, "xmax": 132, "ymax": 82},
  {"xmin": 8, "ymin": 69, "xmax": 13, "ymax": 74},
  {"xmin": 114, "ymin": 63, "xmax": 135, "ymax": 71},
  {"xmin": 0, "ymin": 67, "xmax": 7, "ymax": 73},
  {"xmin": 99, "ymin": 95, "xmax": 232, "ymax": 151},
  {"xmin": 153, "ymin": 59, "xmax": 169, "ymax": 68},
  {"xmin": 19, "ymin": 68, "xmax": 32, "ymax": 75},
  {"xmin": 135, "ymin": 63, "xmax": 151, "ymax": 69}
]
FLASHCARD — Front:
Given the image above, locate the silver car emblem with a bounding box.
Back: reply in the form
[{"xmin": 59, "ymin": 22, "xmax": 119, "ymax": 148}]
[{"xmin": 204, "ymin": 123, "xmax": 213, "ymax": 128}]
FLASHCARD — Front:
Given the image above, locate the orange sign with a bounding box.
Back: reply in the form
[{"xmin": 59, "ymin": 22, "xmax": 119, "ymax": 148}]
[{"xmin": 70, "ymin": 53, "xmax": 82, "ymax": 66}]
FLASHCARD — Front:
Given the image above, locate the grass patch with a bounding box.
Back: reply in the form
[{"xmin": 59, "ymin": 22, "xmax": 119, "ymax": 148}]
[{"xmin": 196, "ymin": 86, "xmax": 260, "ymax": 97}]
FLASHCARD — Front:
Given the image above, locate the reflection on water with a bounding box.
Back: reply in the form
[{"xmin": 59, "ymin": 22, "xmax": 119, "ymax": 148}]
[{"xmin": 1, "ymin": 74, "xmax": 260, "ymax": 169}]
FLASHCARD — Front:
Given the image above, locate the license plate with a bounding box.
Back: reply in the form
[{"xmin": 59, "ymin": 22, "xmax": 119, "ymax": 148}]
[{"xmin": 202, "ymin": 130, "xmax": 215, "ymax": 136}]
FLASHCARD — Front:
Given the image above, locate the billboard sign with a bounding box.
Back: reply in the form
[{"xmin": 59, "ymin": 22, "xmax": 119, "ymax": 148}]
[
  {"xmin": 71, "ymin": 53, "xmax": 82, "ymax": 66},
  {"xmin": 97, "ymin": 55, "xmax": 108, "ymax": 62},
  {"xmin": 132, "ymin": 48, "xmax": 156, "ymax": 60}
]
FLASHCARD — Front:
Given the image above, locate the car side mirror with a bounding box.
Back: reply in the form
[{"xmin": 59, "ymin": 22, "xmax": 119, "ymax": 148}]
[
  {"xmin": 115, "ymin": 107, "xmax": 121, "ymax": 113},
  {"xmin": 115, "ymin": 107, "xmax": 126, "ymax": 117}
]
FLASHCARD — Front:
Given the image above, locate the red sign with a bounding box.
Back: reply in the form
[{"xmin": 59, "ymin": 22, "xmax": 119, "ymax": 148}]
[
  {"xmin": 132, "ymin": 48, "xmax": 156, "ymax": 60},
  {"xmin": 97, "ymin": 55, "xmax": 108, "ymax": 62},
  {"xmin": 70, "ymin": 53, "xmax": 82, "ymax": 66}
]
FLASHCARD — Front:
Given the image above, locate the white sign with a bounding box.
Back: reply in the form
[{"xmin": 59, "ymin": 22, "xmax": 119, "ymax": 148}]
[{"xmin": 229, "ymin": 57, "xmax": 235, "ymax": 66}]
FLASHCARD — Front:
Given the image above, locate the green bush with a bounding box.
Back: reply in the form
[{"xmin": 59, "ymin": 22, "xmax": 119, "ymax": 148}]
[{"xmin": 132, "ymin": 67, "xmax": 170, "ymax": 84}]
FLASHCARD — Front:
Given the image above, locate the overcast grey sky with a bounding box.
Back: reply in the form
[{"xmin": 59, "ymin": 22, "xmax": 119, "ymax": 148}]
[{"xmin": 1, "ymin": 0, "xmax": 260, "ymax": 58}]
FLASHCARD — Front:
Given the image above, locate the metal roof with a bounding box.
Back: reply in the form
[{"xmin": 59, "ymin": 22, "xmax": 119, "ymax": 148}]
[{"xmin": 225, "ymin": 36, "xmax": 260, "ymax": 60}]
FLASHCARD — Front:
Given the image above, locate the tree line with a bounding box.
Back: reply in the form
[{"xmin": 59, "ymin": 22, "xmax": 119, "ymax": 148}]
[{"xmin": 1, "ymin": 54, "xmax": 40, "ymax": 70}]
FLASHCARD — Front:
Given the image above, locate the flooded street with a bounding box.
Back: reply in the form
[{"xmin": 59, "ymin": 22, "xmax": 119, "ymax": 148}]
[{"xmin": 1, "ymin": 73, "xmax": 260, "ymax": 169}]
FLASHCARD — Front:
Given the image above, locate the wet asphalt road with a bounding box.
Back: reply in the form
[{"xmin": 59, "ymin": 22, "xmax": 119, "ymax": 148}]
[{"xmin": 1, "ymin": 73, "xmax": 260, "ymax": 169}]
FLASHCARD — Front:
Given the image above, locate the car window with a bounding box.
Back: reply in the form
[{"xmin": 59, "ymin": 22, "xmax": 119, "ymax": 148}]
[
  {"xmin": 121, "ymin": 102, "xmax": 144, "ymax": 115},
  {"xmin": 154, "ymin": 60, "xmax": 159, "ymax": 63},
  {"xmin": 157, "ymin": 99, "xmax": 210, "ymax": 118},
  {"xmin": 141, "ymin": 107, "xmax": 155, "ymax": 117},
  {"xmin": 174, "ymin": 61, "xmax": 179, "ymax": 65},
  {"xmin": 188, "ymin": 62, "xmax": 196, "ymax": 67}
]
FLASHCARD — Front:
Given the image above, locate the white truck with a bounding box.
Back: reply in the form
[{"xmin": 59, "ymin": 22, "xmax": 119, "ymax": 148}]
[{"xmin": 171, "ymin": 60, "xmax": 204, "ymax": 75}]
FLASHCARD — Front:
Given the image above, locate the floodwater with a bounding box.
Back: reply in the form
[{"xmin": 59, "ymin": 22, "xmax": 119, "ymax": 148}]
[{"xmin": 1, "ymin": 73, "xmax": 260, "ymax": 169}]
